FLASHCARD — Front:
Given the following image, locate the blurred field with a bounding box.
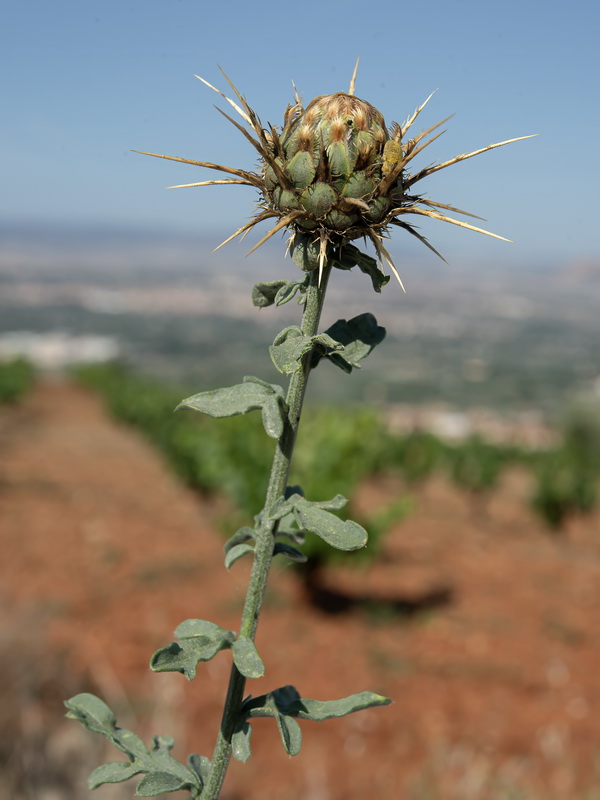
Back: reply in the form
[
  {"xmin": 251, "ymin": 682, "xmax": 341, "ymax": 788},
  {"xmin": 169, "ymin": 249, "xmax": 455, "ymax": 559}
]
[{"xmin": 1, "ymin": 378, "xmax": 599, "ymax": 799}]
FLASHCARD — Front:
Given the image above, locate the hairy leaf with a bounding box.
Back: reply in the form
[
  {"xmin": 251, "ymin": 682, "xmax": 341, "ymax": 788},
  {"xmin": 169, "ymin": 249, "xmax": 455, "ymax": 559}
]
[
  {"xmin": 65, "ymin": 695, "xmax": 202, "ymax": 796},
  {"xmin": 173, "ymin": 619, "xmax": 234, "ymax": 640},
  {"xmin": 334, "ymin": 245, "xmax": 390, "ymax": 292},
  {"xmin": 292, "ymin": 691, "xmax": 392, "ymax": 721},
  {"xmin": 273, "ymin": 542, "xmax": 307, "ymax": 562},
  {"xmin": 313, "ymin": 313, "xmax": 386, "ymax": 372},
  {"xmin": 275, "ymin": 712, "xmax": 302, "ymax": 756},
  {"xmin": 274, "ymin": 278, "xmax": 307, "ymax": 306},
  {"xmin": 231, "ymin": 722, "xmax": 252, "ymax": 763},
  {"xmin": 237, "ymin": 685, "xmax": 389, "ymax": 759},
  {"xmin": 252, "ymin": 280, "xmax": 292, "ymax": 307},
  {"xmin": 243, "ymin": 685, "xmax": 392, "ymax": 721},
  {"xmin": 177, "ymin": 378, "xmax": 286, "ymax": 440},
  {"xmin": 65, "ymin": 693, "xmax": 117, "ymax": 737},
  {"xmin": 293, "ymin": 500, "xmax": 367, "ymax": 550},
  {"xmin": 269, "ymin": 327, "xmax": 343, "ymax": 374},
  {"xmin": 231, "ymin": 636, "xmax": 265, "ymax": 678},
  {"xmin": 269, "ymin": 327, "xmax": 314, "ymax": 374},
  {"xmin": 269, "ymin": 492, "xmax": 366, "ymax": 551},
  {"xmin": 187, "ymin": 754, "xmax": 211, "ymax": 786},
  {"xmin": 251, "ymin": 278, "xmax": 307, "ymax": 308},
  {"xmin": 151, "ymin": 620, "xmax": 235, "ymax": 680},
  {"xmin": 135, "ymin": 771, "xmax": 189, "ymax": 797},
  {"xmin": 261, "ymin": 395, "xmax": 286, "ymax": 438},
  {"xmin": 224, "ymin": 526, "xmax": 255, "ymax": 554},
  {"xmin": 89, "ymin": 762, "xmax": 140, "ymax": 789},
  {"xmin": 225, "ymin": 543, "xmax": 255, "ymax": 570}
]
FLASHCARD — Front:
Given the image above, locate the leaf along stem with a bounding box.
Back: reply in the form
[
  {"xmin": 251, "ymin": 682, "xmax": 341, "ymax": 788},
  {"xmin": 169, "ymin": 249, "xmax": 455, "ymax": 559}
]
[{"xmin": 202, "ymin": 265, "xmax": 332, "ymax": 799}]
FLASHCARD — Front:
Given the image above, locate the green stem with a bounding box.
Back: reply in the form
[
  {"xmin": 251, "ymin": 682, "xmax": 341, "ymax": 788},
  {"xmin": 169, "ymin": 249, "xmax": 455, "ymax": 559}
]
[{"xmin": 201, "ymin": 266, "xmax": 332, "ymax": 800}]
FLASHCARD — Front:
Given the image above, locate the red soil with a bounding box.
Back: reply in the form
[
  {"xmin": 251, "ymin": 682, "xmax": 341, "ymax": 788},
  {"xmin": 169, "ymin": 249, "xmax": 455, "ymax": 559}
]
[{"xmin": 1, "ymin": 381, "xmax": 599, "ymax": 799}]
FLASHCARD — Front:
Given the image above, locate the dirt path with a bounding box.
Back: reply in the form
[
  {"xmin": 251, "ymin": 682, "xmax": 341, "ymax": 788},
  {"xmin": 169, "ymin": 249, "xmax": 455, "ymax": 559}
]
[{"xmin": 1, "ymin": 382, "xmax": 599, "ymax": 799}]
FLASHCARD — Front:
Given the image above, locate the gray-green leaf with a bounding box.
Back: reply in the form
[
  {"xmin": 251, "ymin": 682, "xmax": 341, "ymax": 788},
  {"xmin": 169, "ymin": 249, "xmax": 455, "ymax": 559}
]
[
  {"xmin": 177, "ymin": 379, "xmax": 286, "ymax": 440},
  {"xmin": 135, "ymin": 771, "xmax": 189, "ymax": 797},
  {"xmin": 65, "ymin": 694, "xmax": 202, "ymax": 796},
  {"xmin": 334, "ymin": 245, "xmax": 390, "ymax": 293},
  {"xmin": 273, "ymin": 542, "xmax": 307, "ymax": 563},
  {"xmin": 65, "ymin": 693, "xmax": 116, "ymax": 737},
  {"xmin": 151, "ymin": 620, "xmax": 235, "ymax": 680},
  {"xmin": 315, "ymin": 313, "xmax": 386, "ymax": 372},
  {"xmin": 242, "ymin": 685, "xmax": 391, "ymax": 721},
  {"xmin": 187, "ymin": 754, "xmax": 210, "ymax": 787},
  {"xmin": 276, "ymin": 713, "xmax": 302, "ymax": 756},
  {"xmin": 292, "ymin": 692, "xmax": 392, "ymax": 721},
  {"xmin": 174, "ymin": 619, "xmax": 234, "ymax": 640},
  {"xmin": 269, "ymin": 327, "xmax": 314, "ymax": 374},
  {"xmin": 274, "ymin": 279, "xmax": 307, "ymax": 306},
  {"xmin": 224, "ymin": 526, "xmax": 255, "ymax": 554},
  {"xmin": 231, "ymin": 722, "xmax": 252, "ymax": 763},
  {"xmin": 294, "ymin": 501, "xmax": 367, "ymax": 550},
  {"xmin": 252, "ymin": 280, "xmax": 291, "ymax": 307},
  {"xmin": 252, "ymin": 278, "xmax": 307, "ymax": 308},
  {"xmin": 269, "ymin": 493, "xmax": 366, "ymax": 551},
  {"xmin": 89, "ymin": 762, "xmax": 140, "ymax": 789},
  {"xmin": 231, "ymin": 636, "xmax": 265, "ymax": 678},
  {"xmin": 225, "ymin": 543, "xmax": 255, "ymax": 570}
]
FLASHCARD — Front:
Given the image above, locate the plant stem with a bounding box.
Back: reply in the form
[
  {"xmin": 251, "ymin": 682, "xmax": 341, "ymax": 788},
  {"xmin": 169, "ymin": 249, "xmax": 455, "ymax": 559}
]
[{"xmin": 202, "ymin": 265, "xmax": 332, "ymax": 799}]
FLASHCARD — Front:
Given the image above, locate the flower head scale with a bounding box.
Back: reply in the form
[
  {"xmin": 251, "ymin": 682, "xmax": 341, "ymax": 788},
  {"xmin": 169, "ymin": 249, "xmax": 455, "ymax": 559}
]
[{"xmin": 134, "ymin": 65, "xmax": 536, "ymax": 290}]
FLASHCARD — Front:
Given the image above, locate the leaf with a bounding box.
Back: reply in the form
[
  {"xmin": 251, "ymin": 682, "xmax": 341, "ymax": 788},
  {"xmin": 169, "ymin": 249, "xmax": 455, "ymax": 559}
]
[
  {"xmin": 231, "ymin": 722, "xmax": 252, "ymax": 763},
  {"xmin": 151, "ymin": 620, "xmax": 235, "ymax": 680},
  {"xmin": 251, "ymin": 278, "xmax": 307, "ymax": 308},
  {"xmin": 89, "ymin": 762, "xmax": 140, "ymax": 789},
  {"xmin": 148, "ymin": 736, "xmax": 196, "ymax": 783},
  {"xmin": 238, "ymin": 685, "xmax": 389, "ymax": 759},
  {"xmin": 174, "ymin": 619, "xmax": 235, "ymax": 641},
  {"xmin": 268, "ymin": 492, "xmax": 365, "ymax": 550},
  {"xmin": 252, "ymin": 280, "xmax": 291, "ymax": 307},
  {"xmin": 261, "ymin": 395, "xmax": 286, "ymax": 439},
  {"xmin": 275, "ymin": 713, "xmax": 302, "ymax": 756},
  {"xmin": 225, "ymin": 543, "xmax": 255, "ymax": 570},
  {"xmin": 273, "ymin": 542, "xmax": 307, "ymax": 563},
  {"xmin": 242, "ymin": 685, "xmax": 392, "ymax": 722},
  {"xmin": 334, "ymin": 245, "xmax": 390, "ymax": 293},
  {"xmin": 314, "ymin": 313, "xmax": 386, "ymax": 372},
  {"xmin": 311, "ymin": 494, "xmax": 348, "ymax": 512},
  {"xmin": 135, "ymin": 771, "xmax": 189, "ymax": 797},
  {"xmin": 274, "ymin": 279, "xmax": 307, "ymax": 306},
  {"xmin": 187, "ymin": 754, "xmax": 211, "ymax": 787},
  {"xmin": 268, "ymin": 493, "xmax": 366, "ymax": 551},
  {"xmin": 65, "ymin": 693, "xmax": 116, "ymax": 737},
  {"xmin": 232, "ymin": 636, "xmax": 265, "ymax": 678},
  {"xmin": 176, "ymin": 378, "xmax": 286, "ymax": 440},
  {"xmin": 292, "ymin": 692, "xmax": 392, "ymax": 721},
  {"xmin": 242, "ymin": 684, "xmax": 302, "ymax": 719},
  {"xmin": 65, "ymin": 694, "xmax": 202, "ymax": 796},
  {"xmin": 224, "ymin": 526, "xmax": 255, "ymax": 554},
  {"xmin": 269, "ymin": 327, "xmax": 314, "ymax": 374},
  {"xmin": 275, "ymin": 527, "xmax": 306, "ymax": 547},
  {"xmin": 294, "ymin": 502, "xmax": 367, "ymax": 551}
]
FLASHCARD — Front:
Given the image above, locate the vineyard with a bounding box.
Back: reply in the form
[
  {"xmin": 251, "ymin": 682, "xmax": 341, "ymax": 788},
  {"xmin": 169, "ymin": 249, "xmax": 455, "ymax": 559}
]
[
  {"xmin": 75, "ymin": 363, "xmax": 600, "ymax": 541},
  {"xmin": 0, "ymin": 358, "xmax": 35, "ymax": 405},
  {"xmin": 2, "ymin": 366, "xmax": 600, "ymax": 798}
]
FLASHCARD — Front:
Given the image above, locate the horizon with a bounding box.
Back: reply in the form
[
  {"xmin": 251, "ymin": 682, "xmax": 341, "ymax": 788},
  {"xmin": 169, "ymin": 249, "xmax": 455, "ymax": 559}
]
[{"xmin": 2, "ymin": 0, "xmax": 600, "ymax": 270}]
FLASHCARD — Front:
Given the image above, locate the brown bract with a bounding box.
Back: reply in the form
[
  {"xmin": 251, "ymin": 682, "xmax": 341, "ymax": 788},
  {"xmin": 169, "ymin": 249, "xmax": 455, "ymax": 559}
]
[{"xmin": 134, "ymin": 63, "xmax": 536, "ymax": 288}]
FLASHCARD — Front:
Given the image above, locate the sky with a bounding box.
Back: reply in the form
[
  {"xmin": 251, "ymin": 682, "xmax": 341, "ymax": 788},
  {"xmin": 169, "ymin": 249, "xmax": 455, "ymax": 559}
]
[{"xmin": 2, "ymin": 0, "xmax": 599, "ymax": 269}]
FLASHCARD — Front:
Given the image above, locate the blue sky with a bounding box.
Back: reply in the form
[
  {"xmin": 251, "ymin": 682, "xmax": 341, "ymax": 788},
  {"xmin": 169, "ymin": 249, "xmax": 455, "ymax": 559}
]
[{"xmin": 2, "ymin": 0, "xmax": 599, "ymax": 268}]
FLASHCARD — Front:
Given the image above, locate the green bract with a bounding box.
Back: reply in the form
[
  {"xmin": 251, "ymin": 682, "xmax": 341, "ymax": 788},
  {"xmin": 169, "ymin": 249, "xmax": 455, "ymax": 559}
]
[{"xmin": 135, "ymin": 64, "xmax": 534, "ymax": 288}]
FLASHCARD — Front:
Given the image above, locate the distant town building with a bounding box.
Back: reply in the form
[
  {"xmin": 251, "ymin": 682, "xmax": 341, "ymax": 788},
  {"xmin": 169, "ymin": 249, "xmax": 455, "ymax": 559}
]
[{"xmin": 0, "ymin": 331, "xmax": 120, "ymax": 370}]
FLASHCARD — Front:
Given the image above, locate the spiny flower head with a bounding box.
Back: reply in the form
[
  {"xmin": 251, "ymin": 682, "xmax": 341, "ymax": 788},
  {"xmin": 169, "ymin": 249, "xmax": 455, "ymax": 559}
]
[{"xmin": 135, "ymin": 63, "xmax": 535, "ymax": 291}]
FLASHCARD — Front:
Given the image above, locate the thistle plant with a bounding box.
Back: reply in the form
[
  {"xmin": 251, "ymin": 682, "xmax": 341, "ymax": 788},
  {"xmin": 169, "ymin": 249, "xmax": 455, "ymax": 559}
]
[{"xmin": 65, "ymin": 63, "xmax": 534, "ymax": 799}]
